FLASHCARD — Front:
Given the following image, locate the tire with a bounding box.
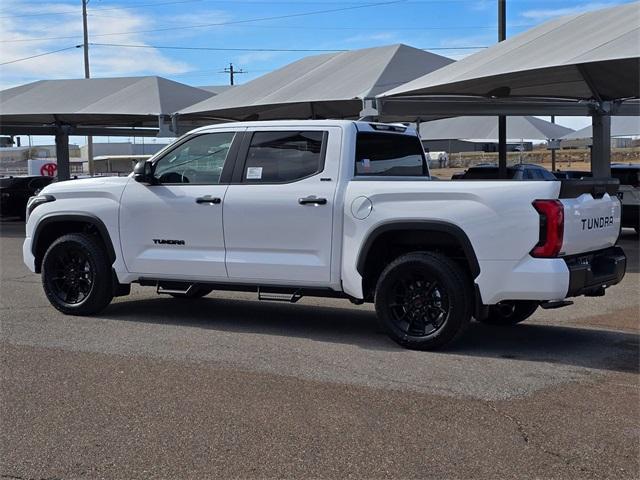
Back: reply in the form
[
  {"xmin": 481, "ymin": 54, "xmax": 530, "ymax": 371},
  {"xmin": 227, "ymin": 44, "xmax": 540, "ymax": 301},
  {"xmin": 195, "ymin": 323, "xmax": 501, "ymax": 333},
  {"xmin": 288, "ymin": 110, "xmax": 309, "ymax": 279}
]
[
  {"xmin": 478, "ymin": 301, "xmax": 539, "ymax": 326},
  {"xmin": 42, "ymin": 233, "xmax": 113, "ymax": 315},
  {"xmin": 374, "ymin": 252, "xmax": 472, "ymax": 350},
  {"xmin": 168, "ymin": 286, "xmax": 213, "ymax": 299}
]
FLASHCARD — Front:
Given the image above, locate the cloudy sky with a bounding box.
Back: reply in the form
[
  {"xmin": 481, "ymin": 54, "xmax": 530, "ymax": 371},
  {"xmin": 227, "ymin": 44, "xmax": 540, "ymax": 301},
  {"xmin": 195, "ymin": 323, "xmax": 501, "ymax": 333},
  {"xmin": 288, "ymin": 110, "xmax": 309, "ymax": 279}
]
[{"xmin": 0, "ymin": 0, "xmax": 635, "ymax": 144}]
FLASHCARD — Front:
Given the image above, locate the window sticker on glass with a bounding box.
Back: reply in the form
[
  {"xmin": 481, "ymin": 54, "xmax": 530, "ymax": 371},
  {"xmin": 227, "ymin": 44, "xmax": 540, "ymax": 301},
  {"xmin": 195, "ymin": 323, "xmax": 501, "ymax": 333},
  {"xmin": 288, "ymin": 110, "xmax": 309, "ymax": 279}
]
[
  {"xmin": 362, "ymin": 158, "xmax": 371, "ymax": 169},
  {"xmin": 246, "ymin": 167, "xmax": 263, "ymax": 180}
]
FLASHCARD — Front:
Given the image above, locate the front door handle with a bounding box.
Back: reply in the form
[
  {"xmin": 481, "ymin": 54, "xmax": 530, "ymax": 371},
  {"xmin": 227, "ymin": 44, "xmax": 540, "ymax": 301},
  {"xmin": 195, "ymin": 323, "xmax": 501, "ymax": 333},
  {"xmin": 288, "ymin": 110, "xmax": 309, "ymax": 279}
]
[
  {"xmin": 196, "ymin": 196, "xmax": 221, "ymax": 204},
  {"xmin": 298, "ymin": 196, "xmax": 327, "ymax": 205}
]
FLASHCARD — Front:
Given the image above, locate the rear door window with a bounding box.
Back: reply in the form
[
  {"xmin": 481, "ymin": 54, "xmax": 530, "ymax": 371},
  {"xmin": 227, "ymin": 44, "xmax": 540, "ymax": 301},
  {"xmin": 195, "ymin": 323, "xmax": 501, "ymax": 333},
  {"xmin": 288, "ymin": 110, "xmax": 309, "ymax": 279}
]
[
  {"xmin": 242, "ymin": 131, "xmax": 326, "ymax": 183},
  {"xmin": 355, "ymin": 132, "xmax": 427, "ymax": 177}
]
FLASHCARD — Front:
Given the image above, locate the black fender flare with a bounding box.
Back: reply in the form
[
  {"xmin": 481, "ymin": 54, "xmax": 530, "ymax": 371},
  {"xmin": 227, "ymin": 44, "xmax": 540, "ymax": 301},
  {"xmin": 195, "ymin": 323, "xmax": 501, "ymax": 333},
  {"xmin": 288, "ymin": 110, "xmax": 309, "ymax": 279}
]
[
  {"xmin": 356, "ymin": 220, "xmax": 481, "ymax": 279},
  {"xmin": 32, "ymin": 214, "xmax": 117, "ymax": 270}
]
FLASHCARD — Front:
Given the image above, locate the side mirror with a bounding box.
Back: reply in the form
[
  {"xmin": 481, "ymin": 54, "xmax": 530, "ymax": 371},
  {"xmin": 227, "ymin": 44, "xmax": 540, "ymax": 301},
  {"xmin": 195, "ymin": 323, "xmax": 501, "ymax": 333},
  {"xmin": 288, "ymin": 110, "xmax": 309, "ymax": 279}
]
[{"xmin": 133, "ymin": 160, "xmax": 156, "ymax": 184}]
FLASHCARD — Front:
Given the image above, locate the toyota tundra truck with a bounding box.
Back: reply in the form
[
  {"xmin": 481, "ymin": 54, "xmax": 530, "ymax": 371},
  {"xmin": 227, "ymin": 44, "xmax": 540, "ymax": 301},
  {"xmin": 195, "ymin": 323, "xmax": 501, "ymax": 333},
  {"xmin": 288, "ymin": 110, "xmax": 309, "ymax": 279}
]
[{"xmin": 23, "ymin": 121, "xmax": 626, "ymax": 350}]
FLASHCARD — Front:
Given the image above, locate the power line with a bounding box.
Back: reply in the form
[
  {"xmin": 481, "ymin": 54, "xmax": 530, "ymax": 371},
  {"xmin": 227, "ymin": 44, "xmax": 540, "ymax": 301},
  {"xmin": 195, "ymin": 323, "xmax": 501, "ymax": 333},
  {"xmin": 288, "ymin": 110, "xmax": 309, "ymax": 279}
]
[
  {"xmin": 1, "ymin": 0, "xmax": 408, "ymax": 43},
  {"xmin": 0, "ymin": 45, "xmax": 80, "ymax": 67},
  {"xmin": 90, "ymin": 42, "xmax": 487, "ymax": 51},
  {"xmin": 90, "ymin": 43, "xmax": 349, "ymax": 52},
  {"xmin": 0, "ymin": 21, "xmax": 538, "ymax": 44},
  {"xmin": 0, "ymin": 0, "xmax": 483, "ymax": 18}
]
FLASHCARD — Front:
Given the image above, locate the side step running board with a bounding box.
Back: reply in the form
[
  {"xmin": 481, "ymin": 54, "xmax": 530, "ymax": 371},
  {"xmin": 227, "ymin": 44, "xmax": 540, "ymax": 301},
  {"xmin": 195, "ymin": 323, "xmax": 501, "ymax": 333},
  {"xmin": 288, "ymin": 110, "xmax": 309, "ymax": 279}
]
[
  {"xmin": 258, "ymin": 287, "xmax": 303, "ymax": 303},
  {"xmin": 157, "ymin": 283, "xmax": 195, "ymax": 295}
]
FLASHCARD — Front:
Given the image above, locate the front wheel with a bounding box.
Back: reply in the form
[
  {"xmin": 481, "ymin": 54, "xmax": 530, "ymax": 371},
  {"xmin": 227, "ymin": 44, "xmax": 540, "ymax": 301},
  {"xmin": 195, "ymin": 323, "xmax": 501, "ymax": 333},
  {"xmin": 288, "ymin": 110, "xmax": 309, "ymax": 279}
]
[
  {"xmin": 375, "ymin": 252, "xmax": 472, "ymax": 350},
  {"xmin": 42, "ymin": 233, "xmax": 114, "ymax": 315},
  {"xmin": 478, "ymin": 301, "xmax": 539, "ymax": 326}
]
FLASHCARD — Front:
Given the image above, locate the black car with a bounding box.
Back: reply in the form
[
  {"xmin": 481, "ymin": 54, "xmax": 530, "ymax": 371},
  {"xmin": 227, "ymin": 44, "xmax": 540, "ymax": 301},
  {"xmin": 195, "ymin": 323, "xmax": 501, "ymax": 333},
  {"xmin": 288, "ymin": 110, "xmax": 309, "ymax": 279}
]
[
  {"xmin": 451, "ymin": 163, "xmax": 556, "ymax": 180},
  {"xmin": 611, "ymin": 164, "xmax": 639, "ymax": 233},
  {"xmin": 552, "ymin": 170, "xmax": 592, "ymax": 180},
  {"xmin": 0, "ymin": 176, "xmax": 55, "ymax": 219}
]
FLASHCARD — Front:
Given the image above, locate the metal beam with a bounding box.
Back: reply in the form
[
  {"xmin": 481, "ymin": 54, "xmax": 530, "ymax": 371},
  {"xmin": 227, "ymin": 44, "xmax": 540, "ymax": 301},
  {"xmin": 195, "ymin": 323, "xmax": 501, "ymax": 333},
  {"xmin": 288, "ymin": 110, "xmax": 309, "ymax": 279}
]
[
  {"xmin": 591, "ymin": 114, "xmax": 611, "ymax": 177},
  {"xmin": 55, "ymin": 127, "xmax": 71, "ymax": 181},
  {"xmin": 0, "ymin": 125, "xmax": 159, "ymax": 137},
  {"xmin": 377, "ymin": 97, "xmax": 640, "ymax": 118}
]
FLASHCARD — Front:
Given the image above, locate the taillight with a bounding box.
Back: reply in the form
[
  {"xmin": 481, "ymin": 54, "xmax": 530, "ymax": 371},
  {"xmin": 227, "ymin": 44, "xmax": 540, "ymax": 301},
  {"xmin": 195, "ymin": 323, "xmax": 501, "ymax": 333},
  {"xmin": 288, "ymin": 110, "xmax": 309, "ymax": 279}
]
[{"xmin": 531, "ymin": 200, "xmax": 564, "ymax": 258}]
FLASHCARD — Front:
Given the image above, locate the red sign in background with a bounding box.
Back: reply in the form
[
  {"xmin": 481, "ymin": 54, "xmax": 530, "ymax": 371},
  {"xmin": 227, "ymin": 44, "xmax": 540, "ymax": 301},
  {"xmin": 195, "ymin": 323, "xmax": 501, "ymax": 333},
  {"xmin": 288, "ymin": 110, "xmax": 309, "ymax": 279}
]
[{"xmin": 40, "ymin": 163, "xmax": 58, "ymax": 177}]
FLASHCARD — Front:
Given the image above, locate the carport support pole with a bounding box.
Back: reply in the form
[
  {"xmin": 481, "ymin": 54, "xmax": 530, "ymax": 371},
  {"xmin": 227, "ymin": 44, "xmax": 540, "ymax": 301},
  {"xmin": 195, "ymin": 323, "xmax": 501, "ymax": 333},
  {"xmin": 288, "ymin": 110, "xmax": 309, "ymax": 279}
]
[
  {"xmin": 55, "ymin": 127, "xmax": 71, "ymax": 181},
  {"xmin": 591, "ymin": 113, "xmax": 611, "ymax": 178},
  {"xmin": 551, "ymin": 115, "xmax": 557, "ymax": 171},
  {"xmin": 498, "ymin": 116, "xmax": 507, "ymax": 177},
  {"xmin": 497, "ymin": 0, "xmax": 507, "ymax": 178}
]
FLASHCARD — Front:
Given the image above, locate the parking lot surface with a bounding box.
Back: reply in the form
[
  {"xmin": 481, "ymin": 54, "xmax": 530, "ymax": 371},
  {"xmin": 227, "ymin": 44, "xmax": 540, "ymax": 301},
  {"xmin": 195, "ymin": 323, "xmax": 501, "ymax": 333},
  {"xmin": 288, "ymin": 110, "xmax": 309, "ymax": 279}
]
[{"xmin": 1, "ymin": 219, "xmax": 638, "ymax": 479}]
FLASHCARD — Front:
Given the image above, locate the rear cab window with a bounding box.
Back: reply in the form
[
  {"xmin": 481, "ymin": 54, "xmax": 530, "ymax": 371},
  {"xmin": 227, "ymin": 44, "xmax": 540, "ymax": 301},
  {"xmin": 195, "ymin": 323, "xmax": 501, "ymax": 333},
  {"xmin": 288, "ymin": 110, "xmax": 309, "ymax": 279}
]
[{"xmin": 355, "ymin": 132, "xmax": 428, "ymax": 177}]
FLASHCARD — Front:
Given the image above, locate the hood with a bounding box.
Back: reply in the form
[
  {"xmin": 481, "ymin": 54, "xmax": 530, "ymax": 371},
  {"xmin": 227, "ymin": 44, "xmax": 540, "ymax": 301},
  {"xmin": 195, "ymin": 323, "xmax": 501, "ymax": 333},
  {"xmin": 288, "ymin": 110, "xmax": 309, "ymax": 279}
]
[{"xmin": 40, "ymin": 176, "xmax": 130, "ymax": 195}]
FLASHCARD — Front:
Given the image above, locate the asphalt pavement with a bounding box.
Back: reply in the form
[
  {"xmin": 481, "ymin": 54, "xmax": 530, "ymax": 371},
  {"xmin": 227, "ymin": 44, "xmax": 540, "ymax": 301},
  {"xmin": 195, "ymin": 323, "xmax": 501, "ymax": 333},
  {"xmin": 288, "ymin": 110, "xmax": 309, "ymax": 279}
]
[{"xmin": 1, "ymin": 219, "xmax": 638, "ymax": 479}]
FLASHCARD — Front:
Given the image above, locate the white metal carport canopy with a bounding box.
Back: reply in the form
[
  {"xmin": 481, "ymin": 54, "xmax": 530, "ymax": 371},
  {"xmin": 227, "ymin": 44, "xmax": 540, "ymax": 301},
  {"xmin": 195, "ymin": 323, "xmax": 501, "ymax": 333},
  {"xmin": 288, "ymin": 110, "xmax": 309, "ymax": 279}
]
[
  {"xmin": 377, "ymin": 2, "xmax": 640, "ymax": 176},
  {"xmin": 176, "ymin": 44, "xmax": 454, "ymax": 124},
  {"xmin": 0, "ymin": 77, "xmax": 214, "ymax": 179}
]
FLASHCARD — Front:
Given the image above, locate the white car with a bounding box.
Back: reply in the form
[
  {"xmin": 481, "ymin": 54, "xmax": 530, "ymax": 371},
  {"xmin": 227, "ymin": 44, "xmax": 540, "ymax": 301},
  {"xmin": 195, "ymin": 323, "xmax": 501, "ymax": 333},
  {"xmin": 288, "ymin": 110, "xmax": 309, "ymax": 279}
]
[{"xmin": 23, "ymin": 121, "xmax": 626, "ymax": 350}]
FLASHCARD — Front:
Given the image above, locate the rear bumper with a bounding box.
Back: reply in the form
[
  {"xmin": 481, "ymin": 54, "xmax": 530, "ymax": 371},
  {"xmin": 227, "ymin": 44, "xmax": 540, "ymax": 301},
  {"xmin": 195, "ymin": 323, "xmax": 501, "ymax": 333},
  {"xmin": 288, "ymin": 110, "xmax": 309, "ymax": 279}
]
[{"xmin": 565, "ymin": 246, "xmax": 626, "ymax": 297}]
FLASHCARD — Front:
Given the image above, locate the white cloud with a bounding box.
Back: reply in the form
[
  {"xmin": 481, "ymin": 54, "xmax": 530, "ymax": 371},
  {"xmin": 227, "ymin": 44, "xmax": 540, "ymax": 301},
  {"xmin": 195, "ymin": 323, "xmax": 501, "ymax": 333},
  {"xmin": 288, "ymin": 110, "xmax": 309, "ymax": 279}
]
[
  {"xmin": 344, "ymin": 32, "xmax": 396, "ymax": 44},
  {"xmin": 0, "ymin": 0, "xmax": 191, "ymax": 89},
  {"xmin": 470, "ymin": 0, "xmax": 493, "ymax": 12},
  {"xmin": 236, "ymin": 51, "xmax": 282, "ymax": 66},
  {"xmin": 521, "ymin": 2, "xmax": 621, "ymax": 21}
]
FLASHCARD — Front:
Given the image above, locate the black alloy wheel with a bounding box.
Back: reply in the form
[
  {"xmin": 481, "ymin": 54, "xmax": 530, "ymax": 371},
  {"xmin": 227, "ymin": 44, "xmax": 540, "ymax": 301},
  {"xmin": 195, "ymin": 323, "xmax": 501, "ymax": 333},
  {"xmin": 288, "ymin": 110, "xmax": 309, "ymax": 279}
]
[
  {"xmin": 387, "ymin": 272, "xmax": 449, "ymax": 338},
  {"xmin": 42, "ymin": 233, "xmax": 114, "ymax": 315},
  {"xmin": 47, "ymin": 244, "xmax": 95, "ymax": 305},
  {"xmin": 375, "ymin": 252, "xmax": 472, "ymax": 350}
]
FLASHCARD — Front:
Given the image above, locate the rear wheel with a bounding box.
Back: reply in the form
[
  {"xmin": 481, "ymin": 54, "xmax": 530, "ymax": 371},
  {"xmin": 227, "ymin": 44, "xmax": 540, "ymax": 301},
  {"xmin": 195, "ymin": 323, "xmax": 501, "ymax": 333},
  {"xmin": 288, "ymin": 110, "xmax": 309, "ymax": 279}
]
[
  {"xmin": 478, "ymin": 300, "xmax": 539, "ymax": 326},
  {"xmin": 374, "ymin": 252, "xmax": 472, "ymax": 350},
  {"xmin": 42, "ymin": 233, "xmax": 113, "ymax": 315},
  {"xmin": 169, "ymin": 286, "xmax": 213, "ymax": 299}
]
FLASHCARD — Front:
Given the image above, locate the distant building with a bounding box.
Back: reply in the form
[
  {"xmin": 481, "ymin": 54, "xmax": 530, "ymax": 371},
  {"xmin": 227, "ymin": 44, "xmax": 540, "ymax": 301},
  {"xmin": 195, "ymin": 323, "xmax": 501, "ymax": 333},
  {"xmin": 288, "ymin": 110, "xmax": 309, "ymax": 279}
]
[
  {"xmin": 561, "ymin": 137, "xmax": 635, "ymax": 150},
  {"xmin": 81, "ymin": 141, "xmax": 169, "ymax": 160},
  {"xmin": 0, "ymin": 136, "xmax": 15, "ymax": 147},
  {"xmin": 0, "ymin": 144, "xmax": 81, "ymax": 175},
  {"xmin": 422, "ymin": 139, "xmax": 533, "ymax": 153}
]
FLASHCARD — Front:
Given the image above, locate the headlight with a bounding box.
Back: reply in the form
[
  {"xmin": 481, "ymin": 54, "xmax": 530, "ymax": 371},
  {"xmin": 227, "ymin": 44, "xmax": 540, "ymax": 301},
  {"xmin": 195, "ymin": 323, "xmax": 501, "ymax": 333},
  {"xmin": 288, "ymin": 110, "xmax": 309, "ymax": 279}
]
[{"xmin": 26, "ymin": 194, "xmax": 55, "ymax": 216}]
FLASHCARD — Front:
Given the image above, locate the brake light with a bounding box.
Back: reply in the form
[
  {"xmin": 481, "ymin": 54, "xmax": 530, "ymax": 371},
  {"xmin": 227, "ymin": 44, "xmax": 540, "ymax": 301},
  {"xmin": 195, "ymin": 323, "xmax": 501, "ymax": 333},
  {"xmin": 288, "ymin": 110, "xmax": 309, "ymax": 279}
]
[{"xmin": 531, "ymin": 200, "xmax": 564, "ymax": 258}]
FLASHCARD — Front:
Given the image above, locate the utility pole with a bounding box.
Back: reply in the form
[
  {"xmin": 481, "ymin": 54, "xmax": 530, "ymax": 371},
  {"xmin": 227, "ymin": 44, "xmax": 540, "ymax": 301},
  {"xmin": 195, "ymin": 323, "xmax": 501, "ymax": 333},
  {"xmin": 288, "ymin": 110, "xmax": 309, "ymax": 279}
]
[
  {"xmin": 497, "ymin": 0, "xmax": 507, "ymax": 179},
  {"xmin": 223, "ymin": 63, "xmax": 245, "ymax": 86},
  {"xmin": 82, "ymin": 0, "xmax": 94, "ymax": 176}
]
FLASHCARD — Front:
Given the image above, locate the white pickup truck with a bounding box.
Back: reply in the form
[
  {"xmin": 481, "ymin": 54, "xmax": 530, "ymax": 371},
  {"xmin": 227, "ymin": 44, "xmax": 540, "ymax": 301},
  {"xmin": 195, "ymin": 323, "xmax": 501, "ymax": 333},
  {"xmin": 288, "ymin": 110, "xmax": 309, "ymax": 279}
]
[{"xmin": 23, "ymin": 121, "xmax": 626, "ymax": 350}]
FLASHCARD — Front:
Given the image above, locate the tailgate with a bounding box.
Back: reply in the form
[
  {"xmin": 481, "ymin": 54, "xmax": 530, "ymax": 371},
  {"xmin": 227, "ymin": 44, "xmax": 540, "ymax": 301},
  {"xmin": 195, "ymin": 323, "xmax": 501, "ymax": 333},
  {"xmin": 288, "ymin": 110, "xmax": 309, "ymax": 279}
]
[{"xmin": 559, "ymin": 179, "xmax": 621, "ymax": 256}]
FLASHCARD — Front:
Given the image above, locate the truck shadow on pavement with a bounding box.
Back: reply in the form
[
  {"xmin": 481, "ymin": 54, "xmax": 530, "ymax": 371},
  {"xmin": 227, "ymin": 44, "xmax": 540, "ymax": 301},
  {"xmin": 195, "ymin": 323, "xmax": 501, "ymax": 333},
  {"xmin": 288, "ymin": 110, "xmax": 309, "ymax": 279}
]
[{"xmin": 103, "ymin": 296, "xmax": 639, "ymax": 374}]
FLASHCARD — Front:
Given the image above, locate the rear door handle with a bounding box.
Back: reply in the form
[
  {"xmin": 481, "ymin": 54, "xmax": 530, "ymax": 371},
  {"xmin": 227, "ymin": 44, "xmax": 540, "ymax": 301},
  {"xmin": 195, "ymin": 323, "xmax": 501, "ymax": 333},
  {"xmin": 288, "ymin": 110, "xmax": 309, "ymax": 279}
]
[
  {"xmin": 298, "ymin": 196, "xmax": 327, "ymax": 205},
  {"xmin": 196, "ymin": 196, "xmax": 221, "ymax": 204}
]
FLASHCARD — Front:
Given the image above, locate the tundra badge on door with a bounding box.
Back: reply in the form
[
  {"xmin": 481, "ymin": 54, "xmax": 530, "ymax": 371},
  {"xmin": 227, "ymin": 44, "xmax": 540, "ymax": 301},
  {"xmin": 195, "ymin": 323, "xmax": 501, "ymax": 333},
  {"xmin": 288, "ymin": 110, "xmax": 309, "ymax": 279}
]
[{"xmin": 152, "ymin": 239, "xmax": 186, "ymax": 245}]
